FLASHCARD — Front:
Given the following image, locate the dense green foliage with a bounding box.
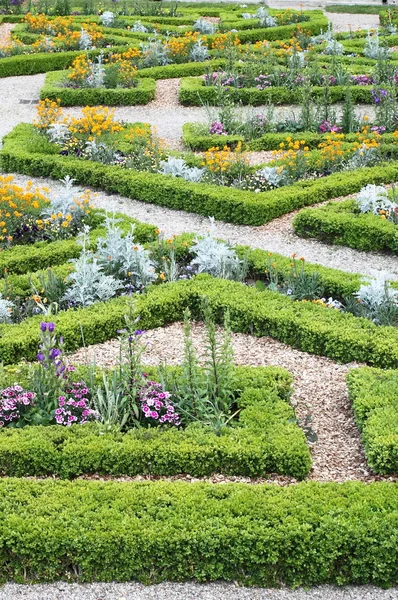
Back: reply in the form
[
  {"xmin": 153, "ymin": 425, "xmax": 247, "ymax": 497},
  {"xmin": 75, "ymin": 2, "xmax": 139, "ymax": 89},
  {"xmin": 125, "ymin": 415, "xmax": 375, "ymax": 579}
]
[
  {"xmin": 41, "ymin": 71, "xmax": 156, "ymax": 106},
  {"xmin": 348, "ymin": 368, "xmax": 398, "ymax": 473},
  {"xmin": 0, "ymin": 478, "xmax": 397, "ymax": 585},
  {"xmin": 293, "ymin": 199, "xmax": 398, "ymax": 254}
]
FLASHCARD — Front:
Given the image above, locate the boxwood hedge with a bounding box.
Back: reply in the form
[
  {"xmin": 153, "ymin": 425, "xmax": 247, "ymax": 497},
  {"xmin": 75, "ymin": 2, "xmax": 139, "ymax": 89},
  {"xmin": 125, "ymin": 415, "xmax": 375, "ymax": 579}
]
[
  {"xmin": 0, "ymin": 275, "xmax": 398, "ymax": 366},
  {"xmin": 3, "ymin": 123, "xmax": 398, "ymax": 226},
  {"xmin": 179, "ymin": 77, "xmax": 375, "ymax": 106},
  {"xmin": 293, "ymin": 199, "xmax": 398, "ymax": 254},
  {"xmin": 347, "ymin": 367, "xmax": 398, "ymax": 474},
  {"xmin": 0, "ymin": 478, "xmax": 397, "ymax": 586},
  {"xmin": 40, "ymin": 71, "xmax": 156, "ymax": 106}
]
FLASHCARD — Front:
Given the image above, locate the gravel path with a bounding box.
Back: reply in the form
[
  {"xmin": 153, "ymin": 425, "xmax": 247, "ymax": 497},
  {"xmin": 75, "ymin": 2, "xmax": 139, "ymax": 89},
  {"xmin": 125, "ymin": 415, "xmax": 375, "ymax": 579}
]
[
  {"xmin": 7, "ymin": 173, "xmax": 397, "ymax": 280},
  {"xmin": 70, "ymin": 322, "xmax": 372, "ymax": 483},
  {"xmin": 2, "ymin": 582, "xmax": 398, "ymax": 600},
  {"xmin": 325, "ymin": 11, "xmax": 380, "ymax": 33},
  {"xmin": 0, "ymin": 23, "xmax": 15, "ymax": 46}
]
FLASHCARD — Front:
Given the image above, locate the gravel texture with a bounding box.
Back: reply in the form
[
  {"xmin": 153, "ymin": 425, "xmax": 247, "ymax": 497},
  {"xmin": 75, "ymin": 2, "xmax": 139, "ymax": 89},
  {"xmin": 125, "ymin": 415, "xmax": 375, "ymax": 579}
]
[
  {"xmin": 2, "ymin": 582, "xmax": 398, "ymax": 600},
  {"xmin": 0, "ymin": 23, "xmax": 15, "ymax": 46},
  {"xmin": 325, "ymin": 11, "xmax": 380, "ymax": 33},
  {"xmin": 7, "ymin": 173, "xmax": 398, "ymax": 280}
]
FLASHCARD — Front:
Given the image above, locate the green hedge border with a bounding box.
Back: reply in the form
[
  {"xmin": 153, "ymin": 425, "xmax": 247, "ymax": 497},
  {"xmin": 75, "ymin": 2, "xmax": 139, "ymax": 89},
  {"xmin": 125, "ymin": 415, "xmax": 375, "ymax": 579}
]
[
  {"xmin": 0, "ymin": 478, "xmax": 397, "ymax": 586},
  {"xmin": 293, "ymin": 199, "xmax": 398, "ymax": 254},
  {"xmin": 347, "ymin": 367, "xmax": 398, "ymax": 474},
  {"xmin": 0, "ymin": 45, "xmax": 128, "ymax": 77},
  {"xmin": 40, "ymin": 71, "xmax": 156, "ymax": 106},
  {"xmin": 0, "ymin": 275, "xmax": 398, "ymax": 366},
  {"xmin": 4, "ymin": 124, "xmax": 398, "ymax": 227},
  {"xmin": 182, "ymin": 123, "xmax": 398, "ymax": 152},
  {"xmin": 0, "ymin": 366, "xmax": 312, "ymax": 480},
  {"xmin": 179, "ymin": 77, "xmax": 376, "ymax": 107}
]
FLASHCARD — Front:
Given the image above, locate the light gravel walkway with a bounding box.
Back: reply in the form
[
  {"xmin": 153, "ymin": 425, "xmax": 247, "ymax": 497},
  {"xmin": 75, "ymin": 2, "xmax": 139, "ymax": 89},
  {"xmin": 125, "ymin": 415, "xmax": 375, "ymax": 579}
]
[
  {"xmin": 8, "ymin": 173, "xmax": 398, "ymax": 280},
  {"xmin": 2, "ymin": 582, "xmax": 398, "ymax": 600},
  {"xmin": 325, "ymin": 11, "xmax": 380, "ymax": 33}
]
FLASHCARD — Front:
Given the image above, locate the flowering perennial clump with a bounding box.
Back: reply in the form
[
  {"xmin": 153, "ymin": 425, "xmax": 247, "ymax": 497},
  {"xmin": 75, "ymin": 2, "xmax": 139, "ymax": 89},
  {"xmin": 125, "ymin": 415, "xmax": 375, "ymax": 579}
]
[
  {"xmin": 138, "ymin": 380, "xmax": 180, "ymax": 425},
  {"xmin": 0, "ymin": 386, "xmax": 36, "ymax": 427},
  {"xmin": 55, "ymin": 382, "xmax": 97, "ymax": 426}
]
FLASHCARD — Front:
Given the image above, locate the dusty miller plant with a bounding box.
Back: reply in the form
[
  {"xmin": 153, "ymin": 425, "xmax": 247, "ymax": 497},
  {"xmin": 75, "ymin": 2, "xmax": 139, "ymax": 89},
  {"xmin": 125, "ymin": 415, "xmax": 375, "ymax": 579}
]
[
  {"xmin": 0, "ymin": 294, "xmax": 14, "ymax": 323},
  {"xmin": 193, "ymin": 18, "xmax": 217, "ymax": 34},
  {"xmin": 356, "ymin": 184, "xmax": 397, "ymax": 215},
  {"xmin": 96, "ymin": 215, "xmax": 156, "ymax": 289},
  {"xmin": 160, "ymin": 157, "xmax": 204, "ymax": 182},
  {"xmin": 63, "ymin": 225, "xmax": 121, "ymax": 307},
  {"xmin": 190, "ymin": 217, "xmax": 248, "ymax": 281}
]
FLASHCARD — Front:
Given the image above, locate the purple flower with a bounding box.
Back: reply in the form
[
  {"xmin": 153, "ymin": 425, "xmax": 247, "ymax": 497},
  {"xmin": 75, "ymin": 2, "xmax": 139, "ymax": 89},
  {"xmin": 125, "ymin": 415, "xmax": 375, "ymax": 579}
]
[
  {"xmin": 49, "ymin": 348, "xmax": 62, "ymax": 360},
  {"xmin": 40, "ymin": 322, "xmax": 47, "ymax": 332},
  {"xmin": 36, "ymin": 352, "xmax": 45, "ymax": 362},
  {"xmin": 48, "ymin": 322, "xmax": 55, "ymax": 333}
]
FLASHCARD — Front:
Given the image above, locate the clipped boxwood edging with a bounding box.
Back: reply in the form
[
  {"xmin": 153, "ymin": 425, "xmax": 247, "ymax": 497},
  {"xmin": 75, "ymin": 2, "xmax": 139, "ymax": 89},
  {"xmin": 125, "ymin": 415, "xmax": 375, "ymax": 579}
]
[
  {"xmin": 179, "ymin": 77, "xmax": 376, "ymax": 107},
  {"xmin": 4, "ymin": 123, "xmax": 398, "ymax": 227},
  {"xmin": 0, "ymin": 366, "xmax": 312, "ymax": 480},
  {"xmin": 347, "ymin": 367, "xmax": 398, "ymax": 474},
  {"xmin": 0, "ymin": 478, "xmax": 398, "ymax": 586},
  {"xmin": 40, "ymin": 71, "xmax": 156, "ymax": 106},
  {"xmin": 182, "ymin": 123, "xmax": 398, "ymax": 152},
  {"xmin": 293, "ymin": 199, "xmax": 398, "ymax": 254},
  {"xmin": 0, "ymin": 45, "xmax": 129, "ymax": 78},
  {"xmin": 1, "ymin": 275, "xmax": 398, "ymax": 367}
]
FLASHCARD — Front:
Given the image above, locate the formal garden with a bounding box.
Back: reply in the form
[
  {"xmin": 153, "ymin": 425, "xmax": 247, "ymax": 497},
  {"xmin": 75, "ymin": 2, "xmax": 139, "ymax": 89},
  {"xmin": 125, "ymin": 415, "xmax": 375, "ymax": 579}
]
[{"xmin": 0, "ymin": 0, "xmax": 397, "ymax": 596}]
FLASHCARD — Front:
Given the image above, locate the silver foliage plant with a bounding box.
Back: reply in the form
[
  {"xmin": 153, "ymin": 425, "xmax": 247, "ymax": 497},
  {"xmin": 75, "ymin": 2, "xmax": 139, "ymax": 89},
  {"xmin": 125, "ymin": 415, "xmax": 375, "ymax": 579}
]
[
  {"xmin": 363, "ymin": 30, "xmax": 391, "ymax": 60},
  {"xmin": 96, "ymin": 215, "xmax": 156, "ymax": 289},
  {"xmin": 131, "ymin": 20, "xmax": 149, "ymax": 33},
  {"xmin": 256, "ymin": 7, "xmax": 277, "ymax": 27},
  {"xmin": 0, "ymin": 294, "xmax": 14, "ymax": 323},
  {"xmin": 190, "ymin": 38, "xmax": 209, "ymax": 62},
  {"xmin": 190, "ymin": 217, "xmax": 247, "ymax": 281},
  {"xmin": 160, "ymin": 157, "xmax": 204, "ymax": 183},
  {"xmin": 41, "ymin": 176, "xmax": 89, "ymax": 224},
  {"xmin": 193, "ymin": 18, "xmax": 217, "ymax": 35},
  {"xmin": 356, "ymin": 184, "xmax": 398, "ymax": 215},
  {"xmin": 47, "ymin": 122, "xmax": 70, "ymax": 145},
  {"xmin": 99, "ymin": 11, "xmax": 115, "ymax": 26},
  {"xmin": 355, "ymin": 272, "xmax": 398, "ymax": 313},
  {"xmin": 256, "ymin": 165, "xmax": 285, "ymax": 188},
  {"xmin": 79, "ymin": 28, "xmax": 93, "ymax": 50},
  {"xmin": 63, "ymin": 225, "xmax": 121, "ymax": 307}
]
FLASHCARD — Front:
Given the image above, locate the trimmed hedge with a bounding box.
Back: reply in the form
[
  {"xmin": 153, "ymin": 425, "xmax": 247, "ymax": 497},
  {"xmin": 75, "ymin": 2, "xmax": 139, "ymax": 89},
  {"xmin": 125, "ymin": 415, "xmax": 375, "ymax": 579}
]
[
  {"xmin": 347, "ymin": 367, "xmax": 398, "ymax": 474},
  {"xmin": 182, "ymin": 123, "xmax": 398, "ymax": 152},
  {"xmin": 179, "ymin": 77, "xmax": 376, "ymax": 107},
  {"xmin": 4, "ymin": 124, "xmax": 398, "ymax": 227},
  {"xmin": 1, "ymin": 275, "xmax": 398, "ymax": 366},
  {"xmin": 0, "ymin": 210, "xmax": 156, "ymax": 276},
  {"xmin": 293, "ymin": 199, "xmax": 398, "ymax": 254},
  {"xmin": 0, "ymin": 45, "xmax": 128, "ymax": 77},
  {"xmin": 40, "ymin": 71, "xmax": 156, "ymax": 106},
  {"xmin": 0, "ymin": 366, "xmax": 312, "ymax": 480},
  {"xmin": 0, "ymin": 478, "xmax": 398, "ymax": 586}
]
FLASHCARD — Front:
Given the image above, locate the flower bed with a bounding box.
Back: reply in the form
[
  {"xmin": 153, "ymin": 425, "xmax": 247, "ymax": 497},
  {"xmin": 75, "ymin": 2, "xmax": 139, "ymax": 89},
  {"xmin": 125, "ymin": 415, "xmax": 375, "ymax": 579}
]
[
  {"xmin": 41, "ymin": 70, "xmax": 156, "ymax": 106},
  {"xmin": 347, "ymin": 367, "xmax": 398, "ymax": 474},
  {"xmin": 0, "ymin": 363, "xmax": 310, "ymax": 479}
]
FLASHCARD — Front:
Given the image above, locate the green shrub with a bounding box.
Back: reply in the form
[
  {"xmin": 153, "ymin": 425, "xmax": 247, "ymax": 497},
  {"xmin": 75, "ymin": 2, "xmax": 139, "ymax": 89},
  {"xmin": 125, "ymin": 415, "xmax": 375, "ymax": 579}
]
[
  {"xmin": 0, "ymin": 478, "xmax": 398, "ymax": 585},
  {"xmin": 1, "ymin": 276, "xmax": 398, "ymax": 366},
  {"xmin": 40, "ymin": 71, "xmax": 156, "ymax": 106},
  {"xmin": 0, "ymin": 45, "xmax": 127, "ymax": 77},
  {"xmin": 179, "ymin": 77, "xmax": 375, "ymax": 107},
  {"xmin": 293, "ymin": 200, "xmax": 398, "ymax": 254},
  {"xmin": 347, "ymin": 368, "xmax": 398, "ymax": 473}
]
